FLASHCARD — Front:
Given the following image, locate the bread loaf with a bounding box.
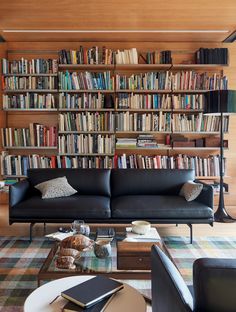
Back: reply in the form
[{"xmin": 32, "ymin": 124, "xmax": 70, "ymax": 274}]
[
  {"xmin": 60, "ymin": 234, "xmax": 93, "ymax": 251},
  {"xmin": 59, "ymin": 248, "xmax": 80, "ymax": 258},
  {"xmin": 55, "ymin": 256, "xmax": 76, "ymax": 270}
]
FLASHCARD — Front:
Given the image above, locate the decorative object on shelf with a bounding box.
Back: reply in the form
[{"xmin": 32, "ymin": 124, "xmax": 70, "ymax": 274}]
[{"xmin": 205, "ymin": 90, "xmax": 236, "ymax": 222}]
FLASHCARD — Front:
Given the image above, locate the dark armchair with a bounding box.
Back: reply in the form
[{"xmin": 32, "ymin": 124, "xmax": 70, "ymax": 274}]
[{"xmin": 151, "ymin": 245, "xmax": 236, "ymax": 312}]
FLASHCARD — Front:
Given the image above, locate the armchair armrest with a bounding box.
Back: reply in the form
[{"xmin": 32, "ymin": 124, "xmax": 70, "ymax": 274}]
[
  {"xmin": 9, "ymin": 179, "xmax": 30, "ymax": 207},
  {"xmin": 151, "ymin": 245, "xmax": 193, "ymax": 312},
  {"xmin": 193, "ymin": 258, "xmax": 236, "ymax": 312},
  {"xmin": 194, "ymin": 180, "xmax": 214, "ymax": 208}
]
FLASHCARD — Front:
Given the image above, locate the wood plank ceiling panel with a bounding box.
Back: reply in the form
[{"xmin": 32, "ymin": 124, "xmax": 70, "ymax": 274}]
[{"xmin": 0, "ymin": 0, "xmax": 236, "ymax": 41}]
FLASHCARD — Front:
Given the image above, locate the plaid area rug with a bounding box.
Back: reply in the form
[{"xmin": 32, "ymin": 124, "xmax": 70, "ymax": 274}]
[
  {"xmin": 0, "ymin": 236, "xmax": 236, "ymax": 311},
  {"xmin": 164, "ymin": 236, "xmax": 236, "ymax": 284}
]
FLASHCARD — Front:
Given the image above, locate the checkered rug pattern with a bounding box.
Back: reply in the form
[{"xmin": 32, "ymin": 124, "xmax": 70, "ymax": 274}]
[{"xmin": 0, "ymin": 235, "xmax": 236, "ymax": 311}]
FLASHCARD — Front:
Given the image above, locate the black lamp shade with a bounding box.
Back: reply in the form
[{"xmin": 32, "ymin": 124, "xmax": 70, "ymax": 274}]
[{"xmin": 205, "ymin": 90, "xmax": 236, "ymax": 114}]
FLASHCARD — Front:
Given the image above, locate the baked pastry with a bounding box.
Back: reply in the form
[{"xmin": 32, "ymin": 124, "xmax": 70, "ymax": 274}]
[
  {"xmin": 60, "ymin": 234, "xmax": 94, "ymax": 251},
  {"xmin": 59, "ymin": 247, "xmax": 80, "ymax": 258},
  {"xmin": 55, "ymin": 256, "xmax": 76, "ymax": 270}
]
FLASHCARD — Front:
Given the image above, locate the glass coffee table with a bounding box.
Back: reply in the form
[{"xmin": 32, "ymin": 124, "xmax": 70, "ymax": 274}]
[{"xmin": 38, "ymin": 226, "xmax": 164, "ymax": 286}]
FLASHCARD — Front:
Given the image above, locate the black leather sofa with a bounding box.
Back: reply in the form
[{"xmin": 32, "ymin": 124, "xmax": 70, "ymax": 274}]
[
  {"xmin": 151, "ymin": 245, "xmax": 236, "ymax": 312},
  {"xmin": 9, "ymin": 168, "xmax": 214, "ymax": 240}
]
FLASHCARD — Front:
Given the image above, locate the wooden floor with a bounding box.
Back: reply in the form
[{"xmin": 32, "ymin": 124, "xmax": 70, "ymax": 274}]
[{"xmin": 1, "ymin": 204, "xmax": 236, "ymax": 238}]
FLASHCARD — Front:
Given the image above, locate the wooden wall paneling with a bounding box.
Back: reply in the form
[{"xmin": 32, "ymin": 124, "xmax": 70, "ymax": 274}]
[{"xmin": 1, "ymin": 0, "xmax": 236, "ymax": 42}]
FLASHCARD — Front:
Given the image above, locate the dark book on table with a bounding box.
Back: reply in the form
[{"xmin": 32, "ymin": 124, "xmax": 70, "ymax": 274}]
[
  {"xmin": 61, "ymin": 276, "xmax": 123, "ymax": 308},
  {"xmin": 96, "ymin": 227, "xmax": 115, "ymax": 238},
  {"xmin": 63, "ymin": 295, "xmax": 113, "ymax": 312}
]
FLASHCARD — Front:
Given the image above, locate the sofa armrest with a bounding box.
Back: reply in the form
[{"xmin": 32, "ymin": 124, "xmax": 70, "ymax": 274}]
[
  {"xmin": 10, "ymin": 179, "xmax": 30, "ymax": 207},
  {"xmin": 193, "ymin": 258, "xmax": 236, "ymax": 312},
  {"xmin": 194, "ymin": 180, "xmax": 214, "ymax": 208}
]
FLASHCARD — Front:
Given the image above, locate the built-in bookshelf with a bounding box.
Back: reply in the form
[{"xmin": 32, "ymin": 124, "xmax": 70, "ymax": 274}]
[{"xmin": 0, "ymin": 47, "xmax": 230, "ymax": 179}]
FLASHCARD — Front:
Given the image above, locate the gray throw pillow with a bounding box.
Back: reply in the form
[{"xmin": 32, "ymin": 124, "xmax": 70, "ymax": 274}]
[
  {"xmin": 35, "ymin": 176, "xmax": 77, "ymax": 199},
  {"xmin": 179, "ymin": 181, "xmax": 203, "ymax": 202}
]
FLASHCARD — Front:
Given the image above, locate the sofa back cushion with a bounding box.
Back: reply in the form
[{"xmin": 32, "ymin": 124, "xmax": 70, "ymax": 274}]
[
  {"xmin": 27, "ymin": 169, "xmax": 111, "ymax": 196},
  {"xmin": 111, "ymin": 169, "xmax": 195, "ymax": 197}
]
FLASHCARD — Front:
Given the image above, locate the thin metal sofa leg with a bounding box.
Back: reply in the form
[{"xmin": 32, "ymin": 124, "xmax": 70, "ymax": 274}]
[
  {"xmin": 187, "ymin": 224, "xmax": 193, "ymax": 244},
  {"xmin": 43, "ymin": 223, "xmax": 47, "ymax": 235},
  {"xmin": 29, "ymin": 223, "xmax": 35, "ymax": 242}
]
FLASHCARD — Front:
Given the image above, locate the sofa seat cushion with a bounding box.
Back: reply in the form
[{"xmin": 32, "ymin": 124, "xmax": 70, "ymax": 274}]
[
  {"xmin": 11, "ymin": 195, "xmax": 111, "ymax": 219},
  {"xmin": 111, "ymin": 195, "xmax": 213, "ymax": 219}
]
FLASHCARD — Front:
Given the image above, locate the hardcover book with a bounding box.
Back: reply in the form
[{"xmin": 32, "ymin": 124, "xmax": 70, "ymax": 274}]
[
  {"xmin": 63, "ymin": 295, "xmax": 113, "ymax": 312},
  {"xmin": 61, "ymin": 276, "xmax": 123, "ymax": 308}
]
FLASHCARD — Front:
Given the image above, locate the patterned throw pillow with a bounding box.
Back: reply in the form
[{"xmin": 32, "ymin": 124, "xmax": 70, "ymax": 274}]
[
  {"xmin": 179, "ymin": 181, "xmax": 203, "ymax": 202},
  {"xmin": 35, "ymin": 176, "xmax": 77, "ymax": 199}
]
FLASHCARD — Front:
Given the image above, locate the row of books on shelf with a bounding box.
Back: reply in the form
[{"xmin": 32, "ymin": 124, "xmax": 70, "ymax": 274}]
[
  {"xmin": 115, "ymin": 112, "xmax": 228, "ymax": 132},
  {"xmin": 58, "ymin": 48, "xmax": 173, "ymax": 65},
  {"xmin": 1, "ymin": 71, "xmax": 228, "ymax": 92},
  {"xmin": 0, "ymin": 151, "xmax": 225, "ymax": 177},
  {"xmin": 116, "ymin": 93, "xmax": 205, "ymax": 110},
  {"xmin": 116, "ymin": 71, "xmax": 228, "ymax": 91},
  {"xmin": 59, "ymin": 47, "xmax": 114, "ymax": 65},
  {"xmin": 3, "ymin": 93, "xmax": 56, "ymax": 109},
  {"xmin": 2, "ymin": 76, "xmax": 58, "ymax": 90},
  {"xmin": 59, "ymin": 93, "xmax": 114, "ymax": 110},
  {"xmin": 116, "ymin": 135, "xmax": 158, "ymax": 148},
  {"xmin": 0, "ymin": 152, "xmax": 114, "ymax": 175},
  {"xmin": 2, "ymin": 93, "xmax": 206, "ymax": 111},
  {"xmin": 116, "ymin": 134, "xmax": 226, "ymax": 149},
  {"xmin": 59, "ymin": 47, "xmax": 228, "ymax": 65},
  {"xmin": 0, "ymin": 114, "xmax": 228, "ymax": 147},
  {"xmin": 58, "ymin": 112, "xmax": 115, "ymax": 132},
  {"xmin": 171, "ymin": 114, "xmax": 229, "ymax": 133},
  {"xmin": 2, "ymin": 58, "xmax": 58, "ymax": 74},
  {"xmin": 58, "ymin": 71, "xmax": 114, "ymax": 90},
  {"xmin": 58, "ymin": 134, "xmax": 115, "ymax": 154},
  {"xmin": 116, "ymin": 154, "xmax": 225, "ymax": 176},
  {"xmin": 195, "ymin": 48, "xmax": 228, "ymax": 65},
  {"xmin": 3, "ymin": 48, "xmax": 227, "ymax": 71},
  {"xmin": 1, "ymin": 125, "xmax": 57, "ymax": 147}
]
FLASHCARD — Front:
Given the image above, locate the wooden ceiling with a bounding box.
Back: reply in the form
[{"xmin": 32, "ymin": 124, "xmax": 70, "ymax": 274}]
[{"xmin": 0, "ymin": 0, "xmax": 236, "ymax": 42}]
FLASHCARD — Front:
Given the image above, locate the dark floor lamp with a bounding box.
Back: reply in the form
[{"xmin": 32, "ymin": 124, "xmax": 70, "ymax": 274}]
[{"xmin": 205, "ymin": 90, "xmax": 236, "ymax": 222}]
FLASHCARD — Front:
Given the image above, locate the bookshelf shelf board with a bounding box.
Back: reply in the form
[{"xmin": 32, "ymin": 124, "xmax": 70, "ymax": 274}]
[
  {"xmin": 116, "ymin": 89, "xmax": 171, "ymax": 94},
  {"xmin": 4, "ymin": 89, "xmax": 58, "ymax": 93},
  {"xmin": 172, "ymin": 131, "xmax": 220, "ymax": 134},
  {"xmin": 115, "ymin": 147, "xmax": 171, "ymax": 151},
  {"xmin": 58, "ymin": 153, "xmax": 114, "ymax": 156},
  {"xmin": 116, "ymin": 131, "xmax": 170, "ymax": 134},
  {"xmin": 58, "ymin": 131, "xmax": 115, "ymax": 134},
  {"xmin": 171, "ymin": 90, "xmax": 207, "ymax": 94},
  {"xmin": 172, "ymin": 109, "xmax": 204, "ymax": 113},
  {"xmin": 3, "ymin": 73, "xmax": 58, "ymax": 77},
  {"xmin": 196, "ymin": 176, "xmax": 219, "ymax": 179},
  {"xmin": 58, "ymin": 108, "xmax": 115, "ymax": 112},
  {"xmin": 172, "ymin": 147, "xmax": 221, "ymax": 150},
  {"xmin": 115, "ymin": 64, "xmax": 172, "ymax": 70},
  {"xmin": 3, "ymin": 109, "xmax": 58, "ymax": 112},
  {"xmin": 59, "ymin": 89, "xmax": 115, "ymax": 93},
  {"xmin": 3, "ymin": 146, "xmax": 57, "ymax": 150},
  {"xmin": 172, "ymin": 64, "xmax": 228, "ymax": 70},
  {"xmin": 58, "ymin": 64, "xmax": 114, "ymax": 70},
  {"xmin": 3, "ymin": 174, "xmax": 27, "ymax": 178},
  {"xmin": 116, "ymin": 108, "xmax": 172, "ymax": 112}
]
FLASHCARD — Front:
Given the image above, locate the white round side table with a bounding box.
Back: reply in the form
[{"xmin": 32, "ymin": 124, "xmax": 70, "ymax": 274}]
[{"xmin": 24, "ymin": 275, "xmax": 146, "ymax": 312}]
